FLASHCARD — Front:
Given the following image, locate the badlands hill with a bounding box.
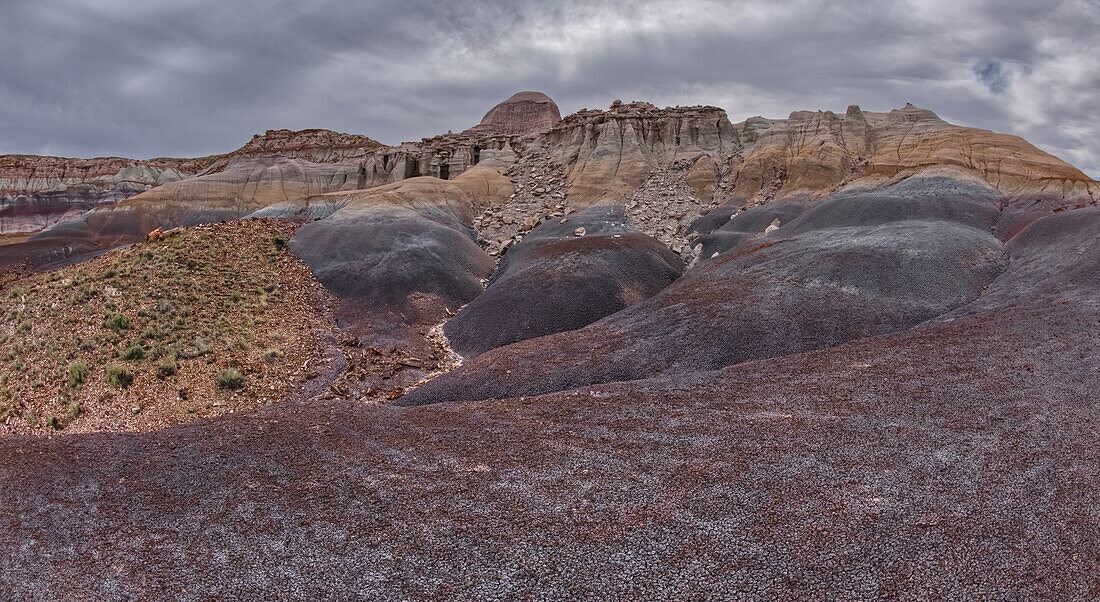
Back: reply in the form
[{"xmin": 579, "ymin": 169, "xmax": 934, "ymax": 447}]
[{"xmin": 0, "ymin": 92, "xmax": 1097, "ymax": 598}]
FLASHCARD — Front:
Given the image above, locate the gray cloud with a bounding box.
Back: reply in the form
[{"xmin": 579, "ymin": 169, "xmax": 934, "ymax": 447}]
[{"xmin": 1, "ymin": 0, "xmax": 1097, "ymax": 177}]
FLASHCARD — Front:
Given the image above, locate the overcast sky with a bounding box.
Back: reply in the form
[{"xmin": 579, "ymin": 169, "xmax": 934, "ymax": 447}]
[{"xmin": 1, "ymin": 0, "xmax": 1097, "ymax": 177}]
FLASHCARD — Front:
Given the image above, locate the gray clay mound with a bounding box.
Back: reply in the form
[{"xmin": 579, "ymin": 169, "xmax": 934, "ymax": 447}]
[
  {"xmin": 692, "ymin": 202, "xmax": 806, "ymax": 259},
  {"xmin": 781, "ymin": 185, "xmax": 1002, "ymax": 236},
  {"xmin": 445, "ymin": 206, "xmax": 683, "ymax": 357},
  {"xmin": 291, "ymin": 213, "xmax": 493, "ymax": 332},
  {"xmin": 402, "ymin": 186, "xmax": 1012, "ymax": 405}
]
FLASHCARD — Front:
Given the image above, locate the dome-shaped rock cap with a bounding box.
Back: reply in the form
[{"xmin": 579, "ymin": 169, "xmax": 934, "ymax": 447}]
[{"xmin": 473, "ymin": 91, "xmax": 561, "ymax": 136}]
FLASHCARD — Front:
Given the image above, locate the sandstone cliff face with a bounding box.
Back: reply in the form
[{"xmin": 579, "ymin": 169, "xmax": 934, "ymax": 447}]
[
  {"xmin": 534, "ymin": 100, "xmax": 1098, "ymax": 210},
  {"xmin": 546, "ymin": 101, "xmax": 737, "ymax": 206},
  {"xmin": 722, "ymin": 103, "xmax": 1099, "ymax": 206},
  {"xmin": 0, "ymin": 129, "xmax": 383, "ymax": 234},
  {"xmin": 47, "ymin": 95, "xmax": 557, "ymax": 246},
  {"xmin": 229, "ymin": 128, "xmax": 382, "ymax": 162},
  {"xmin": 0, "ymin": 155, "xmax": 200, "ymax": 233},
  {"xmin": 508, "ymin": 99, "xmax": 1096, "ymax": 251},
  {"xmin": 35, "ymin": 155, "xmax": 369, "ymax": 248}
]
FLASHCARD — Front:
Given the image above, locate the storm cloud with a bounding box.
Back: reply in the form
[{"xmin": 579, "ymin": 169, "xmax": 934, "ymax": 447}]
[{"xmin": 1, "ymin": 0, "xmax": 1097, "ymax": 177}]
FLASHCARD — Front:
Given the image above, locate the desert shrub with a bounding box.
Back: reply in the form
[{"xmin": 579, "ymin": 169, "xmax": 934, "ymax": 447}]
[
  {"xmin": 104, "ymin": 313, "xmax": 131, "ymax": 334},
  {"xmin": 156, "ymin": 356, "xmax": 178, "ymax": 379},
  {"xmin": 9, "ymin": 286, "xmax": 26, "ymax": 298},
  {"xmin": 216, "ymin": 368, "xmax": 245, "ymax": 390},
  {"xmin": 67, "ymin": 362, "xmax": 89, "ymax": 387},
  {"xmin": 184, "ymin": 337, "xmax": 213, "ymax": 358},
  {"xmin": 262, "ymin": 348, "xmax": 284, "ymax": 362},
  {"xmin": 269, "ymin": 235, "xmax": 287, "ymax": 256},
  {"xmin": 78, "ymin": 286, "xmax": 99, "ymax": 303},
  {"xmin": 230, "ymin": 291, "xmax": 243, "ymax": 303},
  {"xmin": 105, "ymin": 364, "xmax": 133, "ymax": 389},
  {"xmin": 121, "ymin": 343, "xmax": 145, "ymax": 361},
  {"xmin": 63, "ymin": 400, "xmax": 81, "ymax": 425}
]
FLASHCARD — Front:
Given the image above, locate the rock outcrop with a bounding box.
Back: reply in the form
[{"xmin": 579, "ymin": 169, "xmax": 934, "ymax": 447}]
[
  {"xmin": 228, "ymin": 128, "xmax": 382, "ymax": 163},
  {"xmin": 0, "ymin": 155, "xmax": 204, "ymax": 234},
  {"xmin": 547, "ymin": 101, "xmax": 736, "ymax": 207},
  {"xmin": 0, "ymin": 128, "xmax": 383, "ymax": 236},
  {"xmin": 471, "ymin": 91, "xmax": 562, "ymax": 137},
  {"xmin": 719, "ymin": 104, "xmax": 1098, "ymax": 237}
]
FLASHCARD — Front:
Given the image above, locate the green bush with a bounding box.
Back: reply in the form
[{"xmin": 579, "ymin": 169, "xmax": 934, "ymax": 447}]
[
  {"xmin": 67, "ymin": 362, "xmax": 89, "ymax": 387},
  {"xmin": 121, "ymin": 343, "xmax": 145, "ymax": 361},
  {"xmin": 156, "ymin": 357, "xmax": 178, "ymax": 379},
  {"xmin": 63, "ymin": 400, "xmax": 82, "ymax": 424},
  {"xmin": 216, "ymin": 368, "xmax": 245, "ymax": 390},
  {"xmin": 105, "ymin": 364, "xmax": 133, "ymax": 389},
  {"xmin": 229, "ymin": 291, "xmax": 243, "ymax": 303},
  {"xmin": 104, "ymin": 313, "xmax": 131, "ymax": 334},
  {"xmin": 262, "ymin": 348, "xmax": 284, "ymax": 362},
  {"xmin": 184, "ymin": 337, "xmax": 213, "ymax": 358}
]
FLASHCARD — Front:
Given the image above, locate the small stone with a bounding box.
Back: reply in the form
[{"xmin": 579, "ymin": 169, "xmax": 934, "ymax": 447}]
[
  {"xmin": 574, "ymin": 227, "xmax": 586, "ymax": 237},
  {"xmin": 502, "ymin": 216, "xmax": 514, "ymax": 225},
  {"xmin": 560, "ymin": 218, "xmax": 568, "ymax": 224}
]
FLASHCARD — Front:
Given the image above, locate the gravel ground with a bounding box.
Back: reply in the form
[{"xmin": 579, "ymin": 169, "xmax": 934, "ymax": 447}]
[{"xmin": 0, "ymin": 290, "xmax": 1096, "ymax": 599}]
